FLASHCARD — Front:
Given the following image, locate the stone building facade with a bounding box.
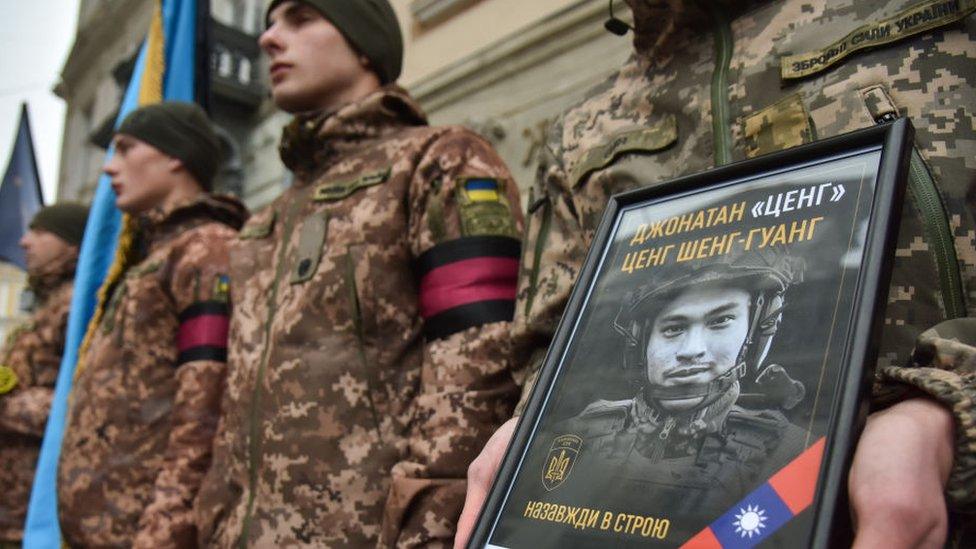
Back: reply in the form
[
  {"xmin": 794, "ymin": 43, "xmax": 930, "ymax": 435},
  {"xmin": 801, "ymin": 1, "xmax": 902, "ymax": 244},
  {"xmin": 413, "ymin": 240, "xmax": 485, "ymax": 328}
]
[
  {"xmin": 55, "ymin": 0, "xmax": 633, "ymax": 209},
  {"xmin": 0, "ymin": 263, "xmax": 28, "ymax": 344},
  {"xmin": 55, "ymin": 0, "xmax": 267, "ymax": 204}
]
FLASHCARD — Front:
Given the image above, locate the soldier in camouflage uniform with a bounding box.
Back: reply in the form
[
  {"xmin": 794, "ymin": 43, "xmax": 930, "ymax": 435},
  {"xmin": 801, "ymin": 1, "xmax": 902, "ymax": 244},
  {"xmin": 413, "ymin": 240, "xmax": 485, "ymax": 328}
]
[
  {"xmin": 0, "ymin": 203, "xmax": 88, "ymax": 545},
  {"xmin": 457, "ymin": 1, "xmax": 976, "ymax": 547},
  {"xmin": 558, "ymin": 248, "xmax": 807, "ymax": 527},
  {"xmin": 57, "ymin": 102, "xmax": 247, "ymax": 548},
  {"xmin": 193, "ymin": 1, "xmax": 523, "ymax": 547}
]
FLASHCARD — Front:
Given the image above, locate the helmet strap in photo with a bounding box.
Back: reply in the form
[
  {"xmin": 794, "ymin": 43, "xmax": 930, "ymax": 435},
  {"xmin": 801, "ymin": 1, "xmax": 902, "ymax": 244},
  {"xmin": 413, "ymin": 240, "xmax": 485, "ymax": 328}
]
[
  {"xmin": 642, "ymin": 363, "xmax": 741, "ymax": 413},
  {"xmin": 737, "ymin": 288, "xmax": 787, "ymax": 381}
]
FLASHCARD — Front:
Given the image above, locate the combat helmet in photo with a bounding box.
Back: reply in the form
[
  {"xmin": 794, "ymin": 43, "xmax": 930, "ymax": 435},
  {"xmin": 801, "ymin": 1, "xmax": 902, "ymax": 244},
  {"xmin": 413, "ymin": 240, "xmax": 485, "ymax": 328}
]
[{"xmin": 612, "ymin": 244, "xmax": 805, "ymax": 413}]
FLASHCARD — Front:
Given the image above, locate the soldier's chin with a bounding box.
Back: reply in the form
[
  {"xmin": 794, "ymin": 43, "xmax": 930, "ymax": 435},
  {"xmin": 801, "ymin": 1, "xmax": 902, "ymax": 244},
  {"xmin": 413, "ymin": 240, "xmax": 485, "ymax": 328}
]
[
  {"xmin": 271, "ymin": 85, "xmax": 322, "ymax": 114},
  {"xmin": 24, "ymin": 257, "xmax": 41, "ymax": 276},
  {"xmin": 114, "ymin": 194, "xmax": 133, "ymax": 212},
  {"xmin": 656, "ymin": 395, "xmax": 707, "ymax": 413},
  {"xmin": 115, "ymin": 194, "xmax": 150, "ymax": 215}
]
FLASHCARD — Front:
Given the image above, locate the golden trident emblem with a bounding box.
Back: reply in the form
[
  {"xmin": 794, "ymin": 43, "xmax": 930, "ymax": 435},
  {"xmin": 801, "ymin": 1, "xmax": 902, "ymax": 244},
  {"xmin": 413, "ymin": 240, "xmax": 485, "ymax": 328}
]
[
  {"xmin": 542, "ymin": 434, "xmax": 582, "ymax": 491},
  {"xmin": 545, "ymin": 450, "xmax": 570, "ymax": 483}
]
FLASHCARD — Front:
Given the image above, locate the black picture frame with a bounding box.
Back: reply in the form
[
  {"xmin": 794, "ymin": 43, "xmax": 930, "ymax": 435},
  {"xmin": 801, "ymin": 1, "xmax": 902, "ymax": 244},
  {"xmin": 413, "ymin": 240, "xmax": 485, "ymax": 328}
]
[{"xmin": 469, "ymin": 119, "xmax": 914, "ymax": 548}]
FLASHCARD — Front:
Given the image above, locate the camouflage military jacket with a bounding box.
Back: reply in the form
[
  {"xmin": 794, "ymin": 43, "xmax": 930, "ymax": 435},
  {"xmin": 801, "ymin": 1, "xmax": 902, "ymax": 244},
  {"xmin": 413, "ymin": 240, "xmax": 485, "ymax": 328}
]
[
  {"xmin": 194, "ymin": 87, "xmax": 523, "ymax": 547},
  {"xmin": 58, "ymin": 194, "xmax": 247, "ymax": 548},
  {"xmin": 512, "ymin": 0, "xmax": 976, "ymax": 528},
  {"xmin": 0, "ymin": 256, "xmax": 74, "ymax": 542}
]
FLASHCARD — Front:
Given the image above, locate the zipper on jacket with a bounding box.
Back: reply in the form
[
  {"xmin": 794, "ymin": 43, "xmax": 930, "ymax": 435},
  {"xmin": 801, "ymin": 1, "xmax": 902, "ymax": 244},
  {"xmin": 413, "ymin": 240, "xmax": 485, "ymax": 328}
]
[
  {"xmin": 874, "ymin": 113, "xmax": 966, "ymax": 319},
  {"xmin": 239, "ymin": 200, "xmax": 302, "ymax": 548},
  {"xmin": 343, "ymin": 250, "xmax": 382, "ymax": 433},
  {"xmin": 523, "ymin": 193, "xmax": 552, "ymax": 318},
  {"xmin": 908, "ymin": 150, "xmax": 966, "ymax": 318},
  {"xmin": 702, "ymin": 1, "xmax": 734, "ymax": 166}
]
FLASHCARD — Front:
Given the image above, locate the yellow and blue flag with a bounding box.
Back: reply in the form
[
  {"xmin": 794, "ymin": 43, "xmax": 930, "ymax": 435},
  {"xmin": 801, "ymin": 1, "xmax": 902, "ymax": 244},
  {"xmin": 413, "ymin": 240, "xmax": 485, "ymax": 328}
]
[
  {"xmin": 464, "ymin": 178, "xmax": 501, "ymax": 202},
  {"xmin": 0, "ymin": 104, "xmax": 44, "ymax": 269},
  {"xmin": 24, "ymin": 0, "xmax": 207, "ymax": 545}
]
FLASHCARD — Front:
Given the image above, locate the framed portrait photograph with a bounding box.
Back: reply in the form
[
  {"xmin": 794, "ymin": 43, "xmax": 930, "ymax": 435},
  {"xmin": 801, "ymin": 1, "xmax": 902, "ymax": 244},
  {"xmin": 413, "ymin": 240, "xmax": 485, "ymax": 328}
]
[{"xmin": 469, "ymin": 119, "xmax": 914, "ymax": 548}]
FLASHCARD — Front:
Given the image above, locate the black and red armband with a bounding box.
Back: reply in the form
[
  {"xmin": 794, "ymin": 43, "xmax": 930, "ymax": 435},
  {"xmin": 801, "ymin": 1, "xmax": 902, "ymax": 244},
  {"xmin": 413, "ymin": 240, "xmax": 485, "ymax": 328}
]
[
  {"xmin": 177, "ymin": 301, "xmax": 230, "ymax": 365},
  {"xmin": 416, "ymin": 235, "xmax": 521, "ymax": 340}
]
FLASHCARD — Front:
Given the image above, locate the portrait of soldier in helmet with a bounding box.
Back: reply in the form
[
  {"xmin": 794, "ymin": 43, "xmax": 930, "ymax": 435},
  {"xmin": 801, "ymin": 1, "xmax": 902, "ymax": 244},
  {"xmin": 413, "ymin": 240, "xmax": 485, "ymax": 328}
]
[
  {"xmin": 555, "ymin": 247, "xmax": 809, "ymax": 516},
  {"xmin": 478, "ymin": 145, "xmax": 898, "ymax": 548}
]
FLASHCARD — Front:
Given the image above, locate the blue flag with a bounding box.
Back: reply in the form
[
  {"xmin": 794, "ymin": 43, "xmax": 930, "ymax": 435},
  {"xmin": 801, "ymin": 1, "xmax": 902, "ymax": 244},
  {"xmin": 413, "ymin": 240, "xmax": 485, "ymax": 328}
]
[
  {"xmin": 24, "ymin": 0, "xmax": 201, "ymax": 545},
  {"xmin": 0, "ymin": 104, "xmax": 44, "ymax": 269}
]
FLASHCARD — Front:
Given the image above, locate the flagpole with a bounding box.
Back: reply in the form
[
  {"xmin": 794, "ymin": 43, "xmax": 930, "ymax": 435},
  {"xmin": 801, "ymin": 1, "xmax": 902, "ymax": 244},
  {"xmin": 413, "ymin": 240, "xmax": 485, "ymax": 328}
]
[
  {"xmin": 195, "ymin": 0, "xmax": 211, "ymax": 113},
  {"xmin": 18, "ymin": 104, "xmax": 45, "ymax": 206}
]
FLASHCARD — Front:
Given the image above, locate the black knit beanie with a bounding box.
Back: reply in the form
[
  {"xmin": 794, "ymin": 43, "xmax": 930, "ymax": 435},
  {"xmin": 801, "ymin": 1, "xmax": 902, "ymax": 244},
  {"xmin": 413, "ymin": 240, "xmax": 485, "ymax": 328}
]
[
  {"xmin": 266, "ymin": 0, "xmax": 404, "ymax": 85},
  {"xmin": 116, "ymin": 102, "xmax": 221, "ymax": 191},
  {"xmin": 29, "ymin": 202, "xmax": 90, "ymax": 247}
]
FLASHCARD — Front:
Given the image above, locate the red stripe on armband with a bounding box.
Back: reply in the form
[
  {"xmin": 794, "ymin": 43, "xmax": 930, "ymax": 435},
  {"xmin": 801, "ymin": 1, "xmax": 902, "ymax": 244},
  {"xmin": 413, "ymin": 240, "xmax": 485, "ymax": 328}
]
[
  {"xmin": 415, "ymin": 236, "xmax": 521, "ymax": 340},
  {"xmin": 175, "ymin": 301, "xmax": 230, "ymax": 364},
  {"xmin": 419, "ymin": 257, "xmax": 519, "ymax": 318},
  {"xmin": 177, "ymin": 314, "xmax": 230, "ymax": 352}
]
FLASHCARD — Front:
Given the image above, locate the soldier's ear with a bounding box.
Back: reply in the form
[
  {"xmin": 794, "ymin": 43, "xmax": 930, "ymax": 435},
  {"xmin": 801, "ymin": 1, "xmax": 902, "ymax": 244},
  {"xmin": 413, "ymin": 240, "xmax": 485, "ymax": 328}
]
[{"xmin": 164, "ymin": 155, "xmax": 183, "ymax": 174}]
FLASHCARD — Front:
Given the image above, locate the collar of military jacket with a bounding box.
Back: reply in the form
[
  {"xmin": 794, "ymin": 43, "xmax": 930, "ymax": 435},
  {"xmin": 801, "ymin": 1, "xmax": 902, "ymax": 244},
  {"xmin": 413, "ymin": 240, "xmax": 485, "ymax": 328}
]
[
  {"xmin": 278, "ymin": 85, "xmax": 429, "ymax": 180},
  {"xmin": 634, "ymin": 378, "xmax": 739, "ymax": 437},
  {"xmin": 139, "ymin": 192, "xmax": 249, "ymax": 249}
]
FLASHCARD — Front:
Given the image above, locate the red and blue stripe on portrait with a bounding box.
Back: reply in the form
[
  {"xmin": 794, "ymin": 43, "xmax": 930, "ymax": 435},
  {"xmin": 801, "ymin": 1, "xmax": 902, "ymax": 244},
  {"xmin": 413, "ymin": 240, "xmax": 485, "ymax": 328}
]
[
  {"xmin": 416, "ymin": 235, "xmax": 521, "ymax": 340},
  {"xmin": 681, "ymin": 437, "xmax": 826, "ymax": 548}
]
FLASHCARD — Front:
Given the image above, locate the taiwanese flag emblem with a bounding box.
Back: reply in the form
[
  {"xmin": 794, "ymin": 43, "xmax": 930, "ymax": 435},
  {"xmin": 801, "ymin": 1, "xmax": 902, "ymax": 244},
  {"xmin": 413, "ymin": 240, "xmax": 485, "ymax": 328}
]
[
  {"xmin": 416, "ymin": 235, "xmax": 521, "ymax": 340},
  {"xmin": 681, "ymin": 437, "xmax": 826, "ymax": 548}
]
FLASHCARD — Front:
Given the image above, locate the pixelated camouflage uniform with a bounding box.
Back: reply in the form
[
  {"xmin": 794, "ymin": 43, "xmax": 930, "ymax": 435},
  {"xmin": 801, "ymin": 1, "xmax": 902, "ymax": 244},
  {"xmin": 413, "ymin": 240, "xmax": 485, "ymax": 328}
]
[
  {"xmin": 0, "ymin": 253, "xmax": 75, "ymax": 543},
  {"xmin": 58, "ymin": 194, "xmax": 247, "ymax": 548},
  {"xmin": 194, "ymin": 86, "xmax": 523, "ymax": 547},
  {"xmin": 511, "ymin": 0, "xmax": 976, "ymax": 543}
]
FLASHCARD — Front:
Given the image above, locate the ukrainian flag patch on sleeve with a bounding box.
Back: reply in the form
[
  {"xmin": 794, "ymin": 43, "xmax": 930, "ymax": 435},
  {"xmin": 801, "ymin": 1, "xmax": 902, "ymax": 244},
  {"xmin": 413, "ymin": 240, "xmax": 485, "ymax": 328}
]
[
  {"xmin": 212, "ymin": 274, "xmax": 230, "ymax": 303},
  {"xmin": 464, "ymin": 178, "xmax": 501, "ymax": 202},
  {"xmin": 457, "ymin": 177, "xmax": 518, "ymax": 238}
]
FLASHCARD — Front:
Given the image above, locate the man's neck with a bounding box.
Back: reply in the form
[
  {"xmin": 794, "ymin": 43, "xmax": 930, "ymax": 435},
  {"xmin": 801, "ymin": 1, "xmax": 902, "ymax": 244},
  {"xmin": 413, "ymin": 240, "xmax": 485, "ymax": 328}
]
[
  {"xmin": 158, "ymin": 180, "xmax": 204, "ymax": 217},
  {"xmin": 137, "ymin": 180, "xmax": 205, "ymax": 226},
  {"xmin": 312, "ymin": 77, "xmax": 383, "ymax": 115}
]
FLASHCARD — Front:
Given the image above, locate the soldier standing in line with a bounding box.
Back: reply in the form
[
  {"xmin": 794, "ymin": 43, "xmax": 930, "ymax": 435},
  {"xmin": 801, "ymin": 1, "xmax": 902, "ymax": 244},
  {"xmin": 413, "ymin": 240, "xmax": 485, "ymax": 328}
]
[
  {"xmin": 193, "ymin": 1, "xmax": 523, "ymax": 547},
  {"xmin": 0, "ymin": 203, "xmax": 88, "ymax": 547},
  {"xmin": 457, "ymin": 1, "xmax": 976, "ymax": 547},
  {"xmin": 56, "ymin": 102, "xmax": 248, "ymax": 548}
]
